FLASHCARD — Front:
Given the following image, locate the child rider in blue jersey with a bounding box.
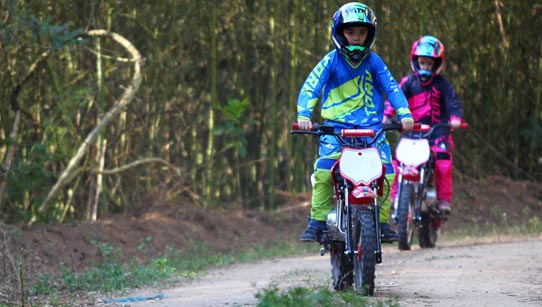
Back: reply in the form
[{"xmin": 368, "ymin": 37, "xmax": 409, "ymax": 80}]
[{"xmin": 296, "ymin": 2, "xmax": 414, "ymax": 243}]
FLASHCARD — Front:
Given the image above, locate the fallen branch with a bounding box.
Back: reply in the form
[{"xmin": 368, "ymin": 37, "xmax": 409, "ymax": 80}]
[{"xmin": 37, "ymin": 30, "xmax": 142, "ymax": 216}]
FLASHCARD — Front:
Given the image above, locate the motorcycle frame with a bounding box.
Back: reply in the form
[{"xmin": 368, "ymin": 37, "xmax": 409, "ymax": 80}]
[
  {"xmin": 393, "ymin": 147, "xmax": 437, "ymax": 227},
  {"xmin": 332, "ymin": 165, "xmax": 384, "ymax": 264}
]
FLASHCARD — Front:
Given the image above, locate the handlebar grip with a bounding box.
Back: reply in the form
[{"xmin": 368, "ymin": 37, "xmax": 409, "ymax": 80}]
[
  {"xmin": 413, "ymin": 123, "xmax": 430, "ymax": 132},
  {"xmin": 291, "ymin": 122, "xmax": 319, "ymax": 131},
  {"xmin": 459, "ymin": 122, "xmax": 469, "ymax": 129}
]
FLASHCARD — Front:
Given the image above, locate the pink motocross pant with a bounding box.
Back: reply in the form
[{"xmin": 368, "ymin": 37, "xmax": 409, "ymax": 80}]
[{"xmin": 390, "ymin": 144, "xmax": 453, "ymax": 205}]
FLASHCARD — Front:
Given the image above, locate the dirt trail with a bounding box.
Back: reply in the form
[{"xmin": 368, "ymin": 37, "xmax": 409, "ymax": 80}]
[{"xmin": 101, "ymin": 236, "xmax": 542, "ymax": 307}]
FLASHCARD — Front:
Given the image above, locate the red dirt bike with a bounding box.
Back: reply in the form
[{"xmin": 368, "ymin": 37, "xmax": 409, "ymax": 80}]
[
  {"xmin": 291, "ymin": 122, "xmax": 426, "ymax": 295},
  {"xmin": 392, "ymin": 122, "xmax": 468, "ymax": 250}
]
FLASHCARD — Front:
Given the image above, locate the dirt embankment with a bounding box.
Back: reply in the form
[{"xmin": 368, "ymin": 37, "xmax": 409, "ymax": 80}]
[{"xmin": 1, "ymin": 176, "xmax": 541, "ymax": 305}]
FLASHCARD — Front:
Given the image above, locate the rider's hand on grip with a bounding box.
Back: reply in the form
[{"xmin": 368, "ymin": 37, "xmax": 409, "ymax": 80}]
[
  {"xmin": 400, "ymin": 118, "xmax": 414, "ymax": 132},
  {"xmin": 450, "ymin": 119, "xmax": 462, "ymax": 130},
  {"xmin": 297, "ymin": 119, "xmax": 313, "ymax": 131}
]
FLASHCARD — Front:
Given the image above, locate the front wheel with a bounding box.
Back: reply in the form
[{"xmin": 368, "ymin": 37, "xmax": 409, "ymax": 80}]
[
  {"xmin": 353, "ymin": 209, "xmax": 376, "ymax": 295},
  {"xmin": 397, "ymin": 183, "xmax": 415, "ymax": 250},
  {"xmin": 418, "ymin": 211, "xmax": 438, "ymax": 248}
]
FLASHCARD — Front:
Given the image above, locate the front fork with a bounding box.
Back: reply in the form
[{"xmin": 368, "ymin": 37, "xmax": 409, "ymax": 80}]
[
  {"xmin": 415, "ymin": 178, "xmax": 425, "ymax": 226},
  {"xmin": 392, "ymin": 163, "xmax": 425, "ymax": 227},
  {"xmin": 374, "ymin": 202, "xmax": 382, "ymax": 263},
  {"xmin": 391, "ymin": 171, "xmax": 403, "ymax": 222},
  {"xmin": 320, "ymin": 189, "xmax": 382, "ymax": 263}
]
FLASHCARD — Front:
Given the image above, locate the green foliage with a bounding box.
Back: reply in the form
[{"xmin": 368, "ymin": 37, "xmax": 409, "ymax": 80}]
[
  {"xmin": 4, "ymin": 144, "xmax": 59, "ymax": 221},
  {"xmin": 436, "ymin": 219, "xmax": 542, "ymax": 240},
  {"xmin": 0, "ymin": 5, "xmax": 91, "ymax": 223},
  {"xmin": 256, "ymin": 286, "xmax": 400, "ymax": 307},
  {"xmin": 521, "ymin": 118, "xmax": 542, "ymax": 144},
  {"xmin": 1, "ymin": 0, "xmax": 541, "ymax": 224},
  {"xmin": 136, "ymin": 235, "xmax": 153, "ymax": 253},
  {"xmin": 0, "ymin": 7, "xmax": 86, "ymax": 52},
  {"xmin": 215, "ymin": 98, "xmax": 253, "ymax": 158},
  {"xmin": 527, "ymin": 216, "xmax": 542, "ymax": 233},
  {"xmin": 490, "ymin": 206, "xmax": 508, "ymax": 226},
  {"xmin": 217, "ymin": 98, "xmax": 250, "ymax": 122},
  {"xmin": 25, "ymin": 16, "xmax": 86, "ymax": 51},
  {"xmin": 90, "ymin": 240, "xmax": 118, "ymax": 259}
]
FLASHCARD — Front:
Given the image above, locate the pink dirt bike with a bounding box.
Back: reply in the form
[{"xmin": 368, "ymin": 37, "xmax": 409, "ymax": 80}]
[
  {"xmin": 291, "ymin": 122, "xmax": 427, "ymax": 295},
  {"xmin": 392, "ymin": 122, "xmax": 468, "ymax": 250}
]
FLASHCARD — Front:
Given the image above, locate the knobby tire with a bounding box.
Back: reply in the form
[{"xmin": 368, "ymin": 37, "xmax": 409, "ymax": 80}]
[
  {"xmin": 418, "ymin": 211, "xmax": 438, "ymax": 248},
  {"xmin": 353, "ymin": 209, "xmax": 376, "ymax": 295},
  {"xmin": 330, "ymin": 242, "xmax": 354, "ymax": 291}
]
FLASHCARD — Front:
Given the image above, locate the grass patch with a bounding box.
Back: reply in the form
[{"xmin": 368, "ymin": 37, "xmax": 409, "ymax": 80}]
[
  {"xmin": 13, "ymin": 239, "xmax": 313, "ymax": 306},
  {"xmin": 256, "ymin": 285, "xmax": 400, "ymax": 307},
  {"xmin": 440, "ymin": 220, "xmax": 542, "ymax": 243}
]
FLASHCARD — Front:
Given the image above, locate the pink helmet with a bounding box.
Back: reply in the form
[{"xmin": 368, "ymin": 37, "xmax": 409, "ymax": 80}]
[{"xmin": 410, "ymin": 35, "xmax": 445, "ymax": 84}]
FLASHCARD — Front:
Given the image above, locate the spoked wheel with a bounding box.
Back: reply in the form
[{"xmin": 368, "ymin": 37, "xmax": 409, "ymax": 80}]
[
  {"xmin": 330, "ymin": 242, "xmax": 353, "ymax": 291},
  {"xmin": 418, "ymin": 211, "xmax": 438, "ymax": 248},
  {"xmin": 352, "ymin": 209, "xmax": 376, "ymax": 296},
  {"xmin": 397, "ymin": 183, "xmax": 416, "ymax": 250}
]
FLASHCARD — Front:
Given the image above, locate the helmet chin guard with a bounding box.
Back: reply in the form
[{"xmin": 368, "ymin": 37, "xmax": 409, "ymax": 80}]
[
  {"xmin": 418, "ymin": 69, "xmax": 432, "ymax": 82},
  {"xmin": 343, "ymin": 45, "xmax": 367, "ymax": 63}
]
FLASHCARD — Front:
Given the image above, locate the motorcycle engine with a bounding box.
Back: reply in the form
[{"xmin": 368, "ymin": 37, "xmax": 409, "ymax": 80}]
[
  {"xmin": 326, "ymin": 210, "xmax": 345, "ymax": 241},
  {"xmin": 425, "ymin": 187, "xmax": 438, "ymax": 206}
]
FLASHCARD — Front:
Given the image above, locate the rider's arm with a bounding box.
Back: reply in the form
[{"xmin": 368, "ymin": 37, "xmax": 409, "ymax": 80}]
[
  {"xmin": 378, "ymin": 69, "xmax": 412, "ymax": 122},
  {"xmin": 383, "ymin": 75, "xmax": 410, "ymax": 122},
  {"xmin": 440, "ymin": 77, "xmax": 464, "ymax": 128},
  {"xmin": 296, "ymin": 52, "xmax": 333, "ymax": 126}
]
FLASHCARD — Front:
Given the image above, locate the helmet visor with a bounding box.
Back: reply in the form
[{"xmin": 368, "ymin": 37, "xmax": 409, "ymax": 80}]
[{"xmin": 341, "ymin": 4, "xmax": 372, "ymax": 24}]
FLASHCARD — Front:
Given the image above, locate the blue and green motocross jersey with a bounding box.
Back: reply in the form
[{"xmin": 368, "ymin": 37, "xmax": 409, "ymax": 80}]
[{"xmin": 297, "ymin": 50, "xmax": 412, "ymax": 128}]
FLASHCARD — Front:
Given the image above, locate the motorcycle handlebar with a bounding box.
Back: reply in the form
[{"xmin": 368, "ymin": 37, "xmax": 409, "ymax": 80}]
[
  {"xmin": 430, "ymin": 122, "xmax": 469, "ymax": 129},
  {"xmin": 290, "ymin": 122, "xmax": 429, "ymax": 137},
  {"xmin": 290, "ymin": 121, "xmax": 467, "ymax": 149},
  {"xmin": 420, "ymin": 122, "xmax": 468, "ymax": 138}
]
